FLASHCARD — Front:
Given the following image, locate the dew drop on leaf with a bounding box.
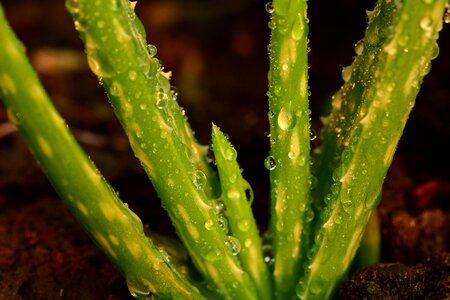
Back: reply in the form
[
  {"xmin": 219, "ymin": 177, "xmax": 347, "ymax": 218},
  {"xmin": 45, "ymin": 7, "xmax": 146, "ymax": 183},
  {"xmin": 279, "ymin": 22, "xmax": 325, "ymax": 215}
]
[
  {"xmin": 237, "ymin": 219, "xmax": 250, "ymax": 232},
  {"xmin": 214, "ymin": 200, "xmax": 226, "ymax": 214},
  {"xmin": 264, "ymin": 155, "xmax": 277, "ymax": 170},
  {"xmin": 204, "ymin": 219, "xmax": 214, "ymax": 230},
  {"xmin": 419, "ymin": 17, "xmax": 433, "ymax": 33},
  {"xmin": 225, "ymin": 147, "xmax": 237, "ymax": 161},
  {"xmin": 262, "ymin": 244, "xmax": 275, "ymax": 266},
  {"xmin": 277, "ymin": 106, "xmax": 296, "ymax": 131},
  {"xmin": 155, "ymin": 88, "xmax": 169, "ymax": 109},
  {"xmin": 296, "ymin": 281, "xmax": 306, "ymax": 298},
  {"xmin": 310, "ymin": 279, "xmax": 323, "ymax": 295},
  {"xmin": 217, "ymin": 215, "xmax": 229, "ymax": 234},
  {"xmin": 192, "ymin": 170, "xmax": 206, "ymax": 190},
  {"xmin": 430, "ymin": 41, "xmax": 440, "ymax": 60},
  {"xmin": 265, "ymin": 2, "xmax": 274, "ymax": 14},
  {"xmin": 109, "ymin": 81, "xmax": 122, "ymax": 97},
  {"xmin": 341, "ymin": 65, "xmax": 352, "ymax": 82},
  {"xmin": 354, "ymin": 39, "xmax": 364, "ymax": 55},
  {"xmin": 205, "ymin": 248, "xmax": 221, "ymax": 262},
  {"xmin": 147, "ymin": 44, "xmax": 157, "ymax": 57},
  {"xmin": 225, "ymin": 236, "xmax": 241, "ymax": 256},
  {"xmin": 305, "ymin": 210, "xmax": 314, "ymax": 222},
  {"xmin": 445, "ymin": 4, "xmax": 450, "ymax": 24},
  {"xmin": 341, "ymin": 198, "xmax": 354, "ymax": 214},
  {"xmin": 310, "ymin": 129, "xmax": 317, "ymax": 141},
  {"xmin": 126, "ymin": 277, "xmax": 150, "ymax": 299}
]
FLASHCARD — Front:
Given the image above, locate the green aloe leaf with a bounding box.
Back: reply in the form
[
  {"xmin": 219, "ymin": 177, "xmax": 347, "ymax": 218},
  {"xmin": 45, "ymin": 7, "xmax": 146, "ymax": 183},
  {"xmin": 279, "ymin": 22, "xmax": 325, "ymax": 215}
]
[
  {"xmin": 0, "ymin": 4, "xmax": 206, "ymax": 299},
  {"xmin": 299, "ymin": 0, "xmax": 448, "ymax": 298}
]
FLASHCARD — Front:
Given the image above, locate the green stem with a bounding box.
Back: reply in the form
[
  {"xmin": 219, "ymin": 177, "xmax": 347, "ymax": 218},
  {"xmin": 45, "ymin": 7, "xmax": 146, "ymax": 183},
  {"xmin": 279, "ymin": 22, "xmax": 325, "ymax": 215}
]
[
  {"xmin": 299, "ymin": 0, "xmax": 447, "ymax": 298},
  {"xmin": 267, "ymin": 0, "xmax": 312, "ymax": 298},
  {"xmin": 212, "ymin": 124, "xmax": 274, "ymax": 300},
  {"xmin": 66, "ymin": 0, "xmax": 257, "ymax": 298},
  {"xmin": 0, "ymin": 5, "xmax": 206, "ymax": 299}
]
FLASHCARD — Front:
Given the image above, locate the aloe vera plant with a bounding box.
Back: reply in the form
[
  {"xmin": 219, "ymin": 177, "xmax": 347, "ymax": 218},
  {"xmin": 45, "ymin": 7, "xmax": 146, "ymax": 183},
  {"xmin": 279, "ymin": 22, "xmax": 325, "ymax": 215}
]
[{"xmin": 0, "ymin": 0, "xmax": 448, "ymax": 299}]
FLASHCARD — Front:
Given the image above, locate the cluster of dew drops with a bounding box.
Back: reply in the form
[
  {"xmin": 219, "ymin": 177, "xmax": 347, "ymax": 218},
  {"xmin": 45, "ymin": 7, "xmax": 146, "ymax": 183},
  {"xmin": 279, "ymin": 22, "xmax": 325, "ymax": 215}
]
[{"xmin": 191, "ymin": 164, "xmax": 242, "ymax": 259}]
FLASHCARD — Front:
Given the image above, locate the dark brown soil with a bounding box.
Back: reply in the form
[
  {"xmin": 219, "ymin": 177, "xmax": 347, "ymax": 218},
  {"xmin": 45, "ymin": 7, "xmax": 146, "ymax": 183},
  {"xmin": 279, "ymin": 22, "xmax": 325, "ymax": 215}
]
[{"xmin": 1, "ymin": 0, "xmax": 449, "ymax": 299}]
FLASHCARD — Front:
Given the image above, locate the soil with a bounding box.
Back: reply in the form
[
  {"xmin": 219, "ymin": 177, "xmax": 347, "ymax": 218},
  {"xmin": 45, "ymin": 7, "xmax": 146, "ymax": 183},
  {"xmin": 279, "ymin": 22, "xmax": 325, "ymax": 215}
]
[{"xmin": 1, "ymin": 0, "xmax": 449, "ymax": 299}]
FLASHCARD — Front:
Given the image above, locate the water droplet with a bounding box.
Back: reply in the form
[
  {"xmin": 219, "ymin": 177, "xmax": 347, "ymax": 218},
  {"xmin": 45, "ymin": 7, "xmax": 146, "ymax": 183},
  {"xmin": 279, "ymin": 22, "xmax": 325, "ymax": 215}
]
[
  {"xmin": 126, "ymin": 277, "xmax": 150, "ymax": 299},
  {"xmin": 341, "ymin": 198, "xmax": 354, "ymax": 214},
  {"xmin": 109, "ymin": 81, "xmax": 122, "ymax": 97},
  {"xmin": 265, "ymin": 2, "xmax": 274, "ymax": 14},
  {"xmin": 204, "ymin": 219, "xmax": 214, "ymax": 230},
  {"xmin": 214, "ymin": 200, "xmax": 226, "ymax": 214},
  {"xmin": 225, "ymin": 236, "xmax": 241, "ymax": 256},
  {"xmin": 421, "ymin": 62, "xmax": 432, "ymax": 76},
  {"xmin": 310, "ymin": 279, "xmax": 323, "ymax": 295},
  {"xmin": 262, "ymin": 244, "xmax": 275, "ymax": 266},
  {"xmin": 264, "ymin": 155, "xmax": 277, "ymax": 170},
  {"xmin": 445, "ymin": 4, "xmax": 450, "ymax": 24},
  {"xmin": 147, "ymin": 44, "xmax": 157, "ymax": 57},
  {"xmin": 192, "ymin": 170, "xmax": 206, "ymax": 190},
  {"xmin": 273, "ymin": 85, "xmax": 283, "ymax": 96},
  {"xmin": 139, "ymin": 103, "xmax": 147, "ymax": 110},
  {"xmin": 288, "ymin": 151, "xmax": 295, "ymax": 159},
  {"xmin": 354, "ymin": 40, "xmax": 364, "ymax": 55},
  {"xmin": 430, "ymin": 41, "xmax": 440, "ymax": 59},
  {"xmin": 128, "ymin": 70, "xmax": 137, "ymax": 81},
  {"xmin": 155, "ymin": 88, "xmax": 169, "ymax": 109},
  {"xmin": 296, "ymin": 281, "xmax": 306, "ymax": 298},
  {"xmin": 420, "ymin": 17, "xmax": 433, "ymax": 33},
  {"xmin": 268, "ymin": 20, "xmax": 277, "ymax": 30},
  {"xmin": 276, "ymin": 220, "xmax": 284, "ymax": 231},
  {"xmin": 205, "ymin": 248, "xmax": 221, "ymax": 262},
  {"xmin": 305, "ymin": 210, "xmax": 314, "ymax": 222},
  {"xmin": 225, "ymin": 147, "xmax": 237, "ymax": 160},
  {"xmin": 227, "ymin": 189, "xmax": 240, "ymax": 200},
  {"xmin": 237, "ymin": 219, "xmax": 250, "ymax": 232},
  {"xmin": 267, "ymin": 44, "xmax": 272, "ymax": 54},
  {"xmin": 277, "ymin": 106, "xmax": 296, "ymax": 131},
  {"xmin": 217, "ymin": 215, "xmax": 229, "ymax": 234},
  {"xmin": 341, "ymin": 65, "xmax": 353, "ymax": 82},
  {"xmin": 310, "ymin": 129, "xmax": 317, "ymax": 141},
  {"xmin": 281, "ymin": 63, "xmax": 289, "ymax": 71},
  {"xmin": 74, "ymin": 20, "xmax": 85, "ymax": 31},
  {"xmin": 331, "ymin": 182, "xmax": 340, "ymax": 195},
  {"xmin": 66, "ymin": 0, "xmax": 80, "ymax": 14}
]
